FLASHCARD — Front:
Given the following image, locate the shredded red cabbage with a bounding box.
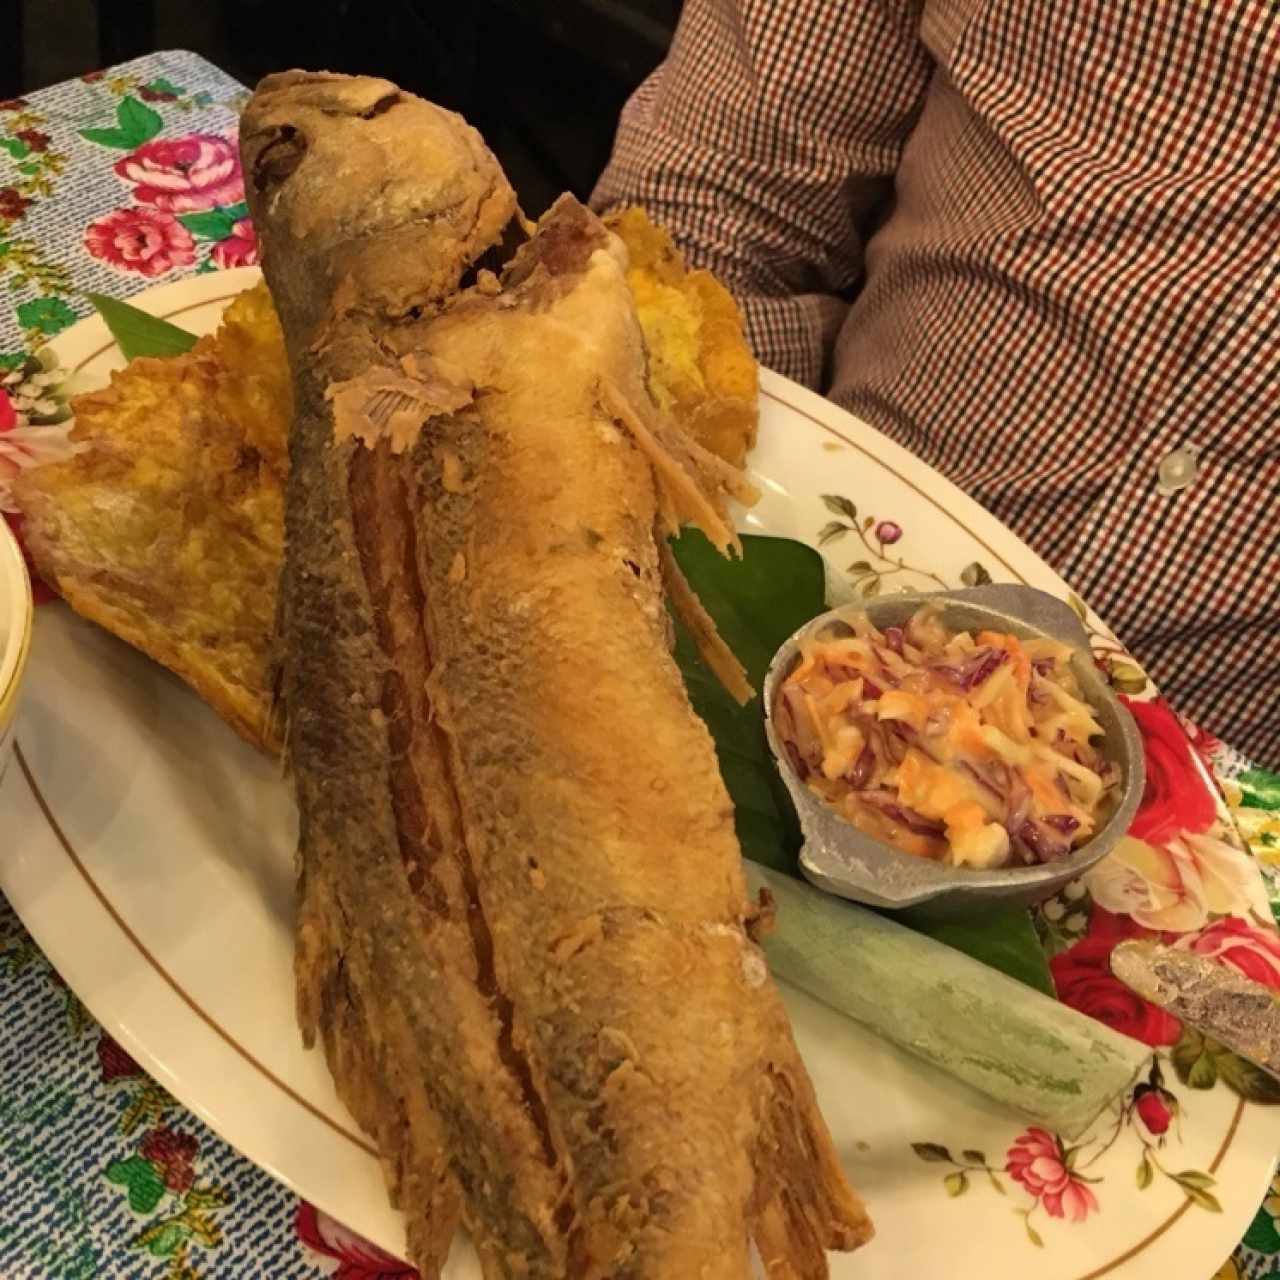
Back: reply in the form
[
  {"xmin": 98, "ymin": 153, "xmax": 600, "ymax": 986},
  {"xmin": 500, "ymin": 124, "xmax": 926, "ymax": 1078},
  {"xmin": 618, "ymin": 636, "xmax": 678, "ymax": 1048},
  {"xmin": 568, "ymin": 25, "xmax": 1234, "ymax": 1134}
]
[
  {"xmin": 859, "ymin": 790, "xmax": 947, "ymax": 838},
  {"xmin": 1044, "ymin": 813, "xmax": 1080, "ymax": 834},
  {"xmin": 961, "ymin": 760, "xmax": 1009, "ymax": 802},
  {"xmin": 1015, "ymin": 820, "xmax": 1072, "ymax": 862},
  {"xmin": 1004, "ymin": 772, "xmax": 1033, "ymax": 834},
  {"xmin": 783, "ymin": 740, "xmax": 810, "ymax": 781},
  {"xmin": 932, "ymin": 647, "xmax": 1008, "ymax": 691},
  {"xmin": 845, "ymin": 742, "xmax": 875, "ymax": 789}
]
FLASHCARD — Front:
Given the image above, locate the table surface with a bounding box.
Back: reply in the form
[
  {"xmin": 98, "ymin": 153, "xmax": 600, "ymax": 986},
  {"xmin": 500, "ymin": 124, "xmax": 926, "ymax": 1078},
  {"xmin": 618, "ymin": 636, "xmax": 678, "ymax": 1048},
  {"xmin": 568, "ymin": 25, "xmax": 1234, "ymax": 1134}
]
[{"xmin": 1, "ymin": 49, "xmax": 1279, "ymax": 1280}]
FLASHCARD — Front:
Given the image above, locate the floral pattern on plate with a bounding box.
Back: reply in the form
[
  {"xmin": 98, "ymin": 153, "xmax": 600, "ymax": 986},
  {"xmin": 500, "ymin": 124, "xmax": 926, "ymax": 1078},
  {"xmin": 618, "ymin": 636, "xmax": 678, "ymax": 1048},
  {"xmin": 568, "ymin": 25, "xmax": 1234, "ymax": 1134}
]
[{"xmin": 825, "ymin": 496, "xmax": 1280, "ymax": 1251}]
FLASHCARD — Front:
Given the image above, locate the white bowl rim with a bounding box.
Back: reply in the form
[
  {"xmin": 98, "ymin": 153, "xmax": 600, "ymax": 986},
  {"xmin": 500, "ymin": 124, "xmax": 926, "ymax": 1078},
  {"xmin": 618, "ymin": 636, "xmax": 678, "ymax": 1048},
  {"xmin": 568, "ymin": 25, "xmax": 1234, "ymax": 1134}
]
[{"xmin": 0, "ymin": 519, "xmax": 33, "ymax": 722}]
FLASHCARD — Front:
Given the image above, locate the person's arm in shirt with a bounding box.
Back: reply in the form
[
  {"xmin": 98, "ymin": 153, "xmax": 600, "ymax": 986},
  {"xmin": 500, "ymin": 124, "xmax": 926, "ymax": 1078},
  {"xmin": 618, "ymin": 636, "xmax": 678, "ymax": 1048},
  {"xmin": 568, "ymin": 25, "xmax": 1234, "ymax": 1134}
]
[{"xmin": 591, "ymin": 0, "xmax": 934, "ymax": 387}]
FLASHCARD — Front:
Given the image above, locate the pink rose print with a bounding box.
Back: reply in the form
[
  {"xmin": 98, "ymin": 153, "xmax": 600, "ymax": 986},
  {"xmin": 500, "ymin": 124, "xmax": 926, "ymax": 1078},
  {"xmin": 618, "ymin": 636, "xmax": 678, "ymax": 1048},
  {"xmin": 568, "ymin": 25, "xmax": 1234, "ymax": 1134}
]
[
  {"xmin": 15, "ymin": 128, "xmax": 50, "ymax": 152},
  {"xmin": 84, "ymin": 207, "xmax": 196, "ymax": 278},
  {"xmin": 0, "ymin": 423, "xmax": 79, "ymax": 513},
  {"xmin": 1085, "ymin": 827, "xmax": 1267, "ymax": 934},
  {"xmin": 211, "ymin": 217, "xmax": 259, "ymax": 269},
  {"xmin": 1180, "ymin": 916, "xmax": 1280, "ymax": 989},
  {"xmin": 1006, "ymin": 1128, "xmax": 1098, "ymax": 1222},
  {"xmin": 874, "ymin": 520, "xmax": 903, "ymax": 545},
  {"xmin": 0, "ymin": 187, "xmax": 32, "ymax": 222},
  {"xmin": 114, "ymin": 133, "xmax": 244, "ymax": 213},
  {"xmin": 96, "ymin": 1032, "xmax": 142, "ymax": 1083},
  {"xmin": 296, "ymin": 1202, "xmax": 417, "ymax": 1279},
  {"xmin": 139, "ymin": 1125, "xmax": 198, "ymax": 1193}
]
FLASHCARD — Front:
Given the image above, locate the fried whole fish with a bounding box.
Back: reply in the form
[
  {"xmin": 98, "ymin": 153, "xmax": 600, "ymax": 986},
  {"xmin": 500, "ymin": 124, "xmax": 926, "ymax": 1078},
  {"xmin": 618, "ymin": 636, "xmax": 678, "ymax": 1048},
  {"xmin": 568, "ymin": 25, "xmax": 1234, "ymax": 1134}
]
[{"xmin": 242, "ymin": 70, "xmax": 869, "ymax": 1279}]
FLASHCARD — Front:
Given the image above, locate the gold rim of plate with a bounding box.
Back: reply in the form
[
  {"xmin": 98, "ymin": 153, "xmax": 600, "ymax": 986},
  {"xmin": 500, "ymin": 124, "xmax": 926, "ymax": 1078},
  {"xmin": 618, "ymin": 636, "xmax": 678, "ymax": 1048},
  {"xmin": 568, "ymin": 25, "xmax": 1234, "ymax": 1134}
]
[{"xmin": 0, "ymin": 520, "xmax": 33, "ymax": 727}]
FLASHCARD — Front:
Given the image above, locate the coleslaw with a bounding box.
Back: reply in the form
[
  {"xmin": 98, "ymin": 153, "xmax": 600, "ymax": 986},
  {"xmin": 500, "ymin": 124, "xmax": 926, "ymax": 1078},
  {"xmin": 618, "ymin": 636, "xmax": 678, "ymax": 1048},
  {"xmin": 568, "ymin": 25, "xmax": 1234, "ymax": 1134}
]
[{"xmin": 774, "ymin": 605, "xmax": 1117, "ymax": 869}]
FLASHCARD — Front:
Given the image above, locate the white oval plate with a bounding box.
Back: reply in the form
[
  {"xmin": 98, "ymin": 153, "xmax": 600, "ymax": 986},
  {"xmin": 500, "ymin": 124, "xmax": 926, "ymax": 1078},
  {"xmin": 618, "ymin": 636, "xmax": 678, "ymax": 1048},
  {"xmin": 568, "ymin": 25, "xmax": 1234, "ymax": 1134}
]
[{"xmin": 2, "ymin": 267, "xmax": 1275, "ymax": 1279}]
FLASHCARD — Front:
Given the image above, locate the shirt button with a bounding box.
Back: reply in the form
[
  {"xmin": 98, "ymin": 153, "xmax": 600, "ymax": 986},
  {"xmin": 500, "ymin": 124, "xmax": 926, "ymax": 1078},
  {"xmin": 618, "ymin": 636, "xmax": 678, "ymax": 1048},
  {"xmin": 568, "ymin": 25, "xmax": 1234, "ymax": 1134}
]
[{"xmin": 1157, "ymin": 446, "xmax": 1198, "ymax": 495}]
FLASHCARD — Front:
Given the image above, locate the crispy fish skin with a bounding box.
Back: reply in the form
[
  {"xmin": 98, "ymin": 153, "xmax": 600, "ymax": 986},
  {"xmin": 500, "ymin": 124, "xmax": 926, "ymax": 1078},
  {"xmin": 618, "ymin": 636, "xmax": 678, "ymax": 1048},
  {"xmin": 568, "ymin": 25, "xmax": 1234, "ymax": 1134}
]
[{"xmin": 243, "ymin": 71, "xmax": 869, "ymax": 1279}]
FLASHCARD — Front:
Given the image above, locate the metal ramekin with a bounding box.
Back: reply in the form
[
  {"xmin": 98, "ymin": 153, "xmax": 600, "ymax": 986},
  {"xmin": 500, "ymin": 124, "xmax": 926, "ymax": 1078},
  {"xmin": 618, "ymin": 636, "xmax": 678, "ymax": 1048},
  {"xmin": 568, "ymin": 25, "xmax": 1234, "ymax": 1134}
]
[{"xmin": 763, "ymin": 584, "xmax": 1144, "ymax": 918}]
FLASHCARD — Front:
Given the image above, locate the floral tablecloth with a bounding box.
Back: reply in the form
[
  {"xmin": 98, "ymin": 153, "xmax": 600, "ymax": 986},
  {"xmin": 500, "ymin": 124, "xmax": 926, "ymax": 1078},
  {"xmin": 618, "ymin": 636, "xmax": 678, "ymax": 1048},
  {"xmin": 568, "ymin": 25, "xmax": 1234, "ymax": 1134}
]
[
  {"xmin": 1, "ymin": 48, "xmax": 1279, "ymax": 1280},
  {"xmin": 0, "ymin": 49, "xmax": 418, "ymax": 1280}
]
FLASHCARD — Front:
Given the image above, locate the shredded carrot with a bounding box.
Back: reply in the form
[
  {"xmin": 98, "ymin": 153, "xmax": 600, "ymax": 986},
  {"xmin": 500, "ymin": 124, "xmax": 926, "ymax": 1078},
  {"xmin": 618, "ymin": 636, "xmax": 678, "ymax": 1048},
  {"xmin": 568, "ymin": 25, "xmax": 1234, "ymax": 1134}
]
[{"xmin": 778, "ymin": 605, "xmax": 1113, "ymax": 869}]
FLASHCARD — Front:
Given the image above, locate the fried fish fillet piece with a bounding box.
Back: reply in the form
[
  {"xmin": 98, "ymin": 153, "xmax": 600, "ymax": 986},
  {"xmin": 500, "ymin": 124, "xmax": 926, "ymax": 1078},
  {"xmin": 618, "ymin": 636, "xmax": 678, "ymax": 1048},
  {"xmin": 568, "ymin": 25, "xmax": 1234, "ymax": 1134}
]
[
  {"xmin": 244, "ymin": 69, "xmax": 868, "ymax": 1279},
  {"xmin": 13, "ymin": 285, "xmax": 290, "ymax": 751}
]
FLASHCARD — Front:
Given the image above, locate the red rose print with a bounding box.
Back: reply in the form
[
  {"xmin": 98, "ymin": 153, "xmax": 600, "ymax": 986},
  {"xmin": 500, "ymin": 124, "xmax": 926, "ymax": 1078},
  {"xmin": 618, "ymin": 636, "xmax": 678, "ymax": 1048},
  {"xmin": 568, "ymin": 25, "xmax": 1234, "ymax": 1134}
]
[
  {"xmin": 15, "ymin": 129, "xmax": 50, "ymax": 152},
  {"xmin": 1181, "ymin": 916, "xmax": 1280, "ymax": 990},
  {"xmin": 138, "ymin": 86, "xmax": 178, "ymax": 103},
  {"xmin": 296, "ymin": 1202, "xmax": 418, "ymax": 1279},
  {"xmin": 210, "ymin": 218, "xmax": 259, "ymax": 269},
  {"xmin": 1050, "ymin": 909, "xmax": 1182, "ymax": 1046},
  {"xmin": 140, "ymin": 1126, "xmax": 199, "ymax": 1192},
  {"xmin": 114, "ymin": 133, "xmax": 243, "ymax": 213},
  {"xmin": 80, "ymin": 71, "xmax": 104, "ymax": 84},
  {"xmin": 97, "ymin": 1032, "xmax": 142, "ymax": 1082},
  {"xmin": 1006, "ymin": 1128, "xmax": 1098, "ymax": 1222},
  {"xmin": 1122, "ymin": 696, "xmax": 1216, "ymax": 846},
  {"xmin": 0, "ymin": 389, "xmax": 15, "ymax": 433},
  {"xmin": 84, "ymin": 207, "xmax": 196, "ymax": 278},
  {"xmin": 0, "ymin": 98, "xmax": 29, "ymax": 111},
  {"xmin": 0, "ymin": 187, "xmax": 32, "ymax": 221},
  {"xmin": 1133, "ymin": 1086, "xmax": 1173, "ymax": 1136}
]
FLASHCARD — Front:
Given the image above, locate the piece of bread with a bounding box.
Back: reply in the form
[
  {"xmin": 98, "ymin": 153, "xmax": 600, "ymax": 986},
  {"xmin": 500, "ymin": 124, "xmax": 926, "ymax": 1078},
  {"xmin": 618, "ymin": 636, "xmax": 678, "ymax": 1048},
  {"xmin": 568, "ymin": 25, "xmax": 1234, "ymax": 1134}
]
[{"xmin": 13, "ymin": 285, "xmax": 289, "ymax": 752}]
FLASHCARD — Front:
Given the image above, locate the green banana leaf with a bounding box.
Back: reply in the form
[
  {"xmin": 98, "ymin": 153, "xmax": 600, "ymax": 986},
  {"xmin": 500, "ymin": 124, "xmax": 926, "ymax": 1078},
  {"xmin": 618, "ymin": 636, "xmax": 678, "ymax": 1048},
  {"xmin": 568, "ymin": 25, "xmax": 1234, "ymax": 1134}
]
[{"xmin": 669, "ymin": 528, "xmax": 1055, "ymax": 997}]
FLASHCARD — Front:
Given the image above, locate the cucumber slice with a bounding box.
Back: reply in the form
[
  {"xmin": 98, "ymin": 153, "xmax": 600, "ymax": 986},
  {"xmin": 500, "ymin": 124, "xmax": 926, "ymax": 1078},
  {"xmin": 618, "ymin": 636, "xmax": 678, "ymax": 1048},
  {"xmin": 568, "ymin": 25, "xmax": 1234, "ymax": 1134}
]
[{"xmin": 750, "ymin": 864, "xmax": 1147, "ymax": 1139}]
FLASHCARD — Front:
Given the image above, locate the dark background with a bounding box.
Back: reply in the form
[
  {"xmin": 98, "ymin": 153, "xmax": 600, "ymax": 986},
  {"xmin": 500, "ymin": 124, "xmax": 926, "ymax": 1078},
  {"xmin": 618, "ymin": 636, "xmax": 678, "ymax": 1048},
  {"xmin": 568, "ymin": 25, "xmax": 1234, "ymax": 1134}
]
[{"xmin": 1, "ymin": 0, "xmax": 682, "ymax": 215}]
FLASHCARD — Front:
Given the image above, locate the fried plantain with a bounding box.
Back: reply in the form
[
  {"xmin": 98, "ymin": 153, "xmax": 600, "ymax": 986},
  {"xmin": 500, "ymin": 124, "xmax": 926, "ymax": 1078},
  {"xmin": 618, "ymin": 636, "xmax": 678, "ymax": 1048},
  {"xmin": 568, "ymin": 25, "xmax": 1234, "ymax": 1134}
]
[
  {"xmin": 605, "ymin": 205, "xmax": 759, "ymax": 467},
  {"xmin": 13, "ymin": 284, "xmax": 290, "ymax": 751}
]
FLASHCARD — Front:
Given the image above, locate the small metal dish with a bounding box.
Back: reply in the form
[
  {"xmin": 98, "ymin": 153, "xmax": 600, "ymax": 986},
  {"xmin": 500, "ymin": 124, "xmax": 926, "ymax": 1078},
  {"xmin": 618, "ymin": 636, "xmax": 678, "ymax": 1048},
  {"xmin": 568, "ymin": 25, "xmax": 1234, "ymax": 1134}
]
[{"xmin": 763, "ymin": 584, "xmax": 1144, "ymax": 918}]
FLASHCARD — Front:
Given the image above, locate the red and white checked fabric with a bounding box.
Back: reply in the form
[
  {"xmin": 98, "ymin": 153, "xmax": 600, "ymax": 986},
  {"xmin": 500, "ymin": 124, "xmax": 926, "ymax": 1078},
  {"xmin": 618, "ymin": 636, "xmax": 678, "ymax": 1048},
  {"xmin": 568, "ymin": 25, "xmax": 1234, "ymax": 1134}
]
[{"xmin": 594, "ymin": 0, "xmax": 1280, "ymax": 766}]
